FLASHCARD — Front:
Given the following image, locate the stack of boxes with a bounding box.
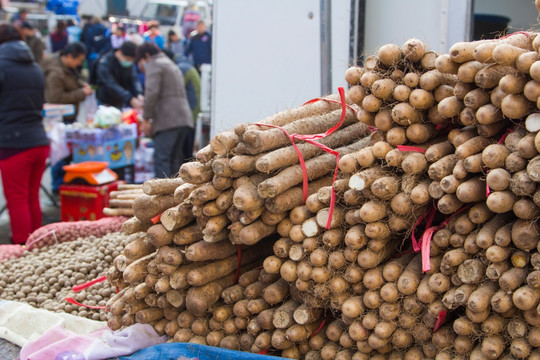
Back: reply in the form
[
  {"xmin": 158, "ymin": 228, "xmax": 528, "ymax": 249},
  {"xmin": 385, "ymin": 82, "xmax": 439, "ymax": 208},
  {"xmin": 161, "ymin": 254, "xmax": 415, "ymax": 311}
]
[
  {"xmin": 59, "ymin": 123, "xmax": 138, "ymax": 221},
  {"xmin": 66, "ymin": 123, "xmax": 138, "ymax": 182}
]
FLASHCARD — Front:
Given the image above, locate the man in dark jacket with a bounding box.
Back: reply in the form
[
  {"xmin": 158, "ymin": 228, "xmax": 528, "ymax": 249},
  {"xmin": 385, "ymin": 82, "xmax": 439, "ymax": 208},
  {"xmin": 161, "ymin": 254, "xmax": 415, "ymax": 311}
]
[
  {"xmin": 184, "ymin": 20, "xmax": 211, "ymax": 72},
  {"xmin": 10, "ymin": 8, "xmax": 28, "ymax": 28},
  {"xmin": 83, "ymin": 16, "xmax": 109, "ymax": 69},
  {"xmin": 20, "ymin": 22, "xmax": 45, "ymax": 63},
  {"xmin": 95, "ymin": 41, "xmax": 143, "ymax": 110}
]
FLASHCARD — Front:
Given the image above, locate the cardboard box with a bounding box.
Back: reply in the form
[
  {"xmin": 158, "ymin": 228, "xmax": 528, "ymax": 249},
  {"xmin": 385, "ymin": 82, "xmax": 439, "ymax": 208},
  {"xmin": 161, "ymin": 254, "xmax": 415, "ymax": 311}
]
[{"xmin": 71, "ymin": 138, "xmax": 136, "ymax": 169}]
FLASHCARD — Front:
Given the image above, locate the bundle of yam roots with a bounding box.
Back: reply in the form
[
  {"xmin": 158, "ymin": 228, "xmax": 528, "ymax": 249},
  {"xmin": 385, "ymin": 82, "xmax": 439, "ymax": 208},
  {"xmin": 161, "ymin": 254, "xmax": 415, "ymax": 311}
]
[
  {"xmin": 103, "ymin": 183, "xmax": 144, "ymax": 217},
  {"xmin": 106, "ymin": 33, "xmax": 540, "ymax": 359}
]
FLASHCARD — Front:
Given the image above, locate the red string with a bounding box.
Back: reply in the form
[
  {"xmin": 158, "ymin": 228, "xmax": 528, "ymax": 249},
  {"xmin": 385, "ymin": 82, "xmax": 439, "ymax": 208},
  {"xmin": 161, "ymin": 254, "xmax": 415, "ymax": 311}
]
[
  {"xmin": 397, "ymin": 145, "xmax": 426, "ymax": 153},
  {"xmin": 255, "ymin": 123, "xmax": 310, "ymax": 202},
  {"xmin": 390, "ymin": 249, "xmax": 415, "ymax": 259},
  {"xmin": 115, "ymin": 286, "xmax": 120, "ymax": 294},
  {"xmin": 499, "ymin": 31, "xmax": 531, "ymax": 39},
  {"xmin": 485, "ymin": 169, "xmax": 491, "ymax": 198},
  {"xmin": 497, "ymin": 127, "xmax": 514, "ymax": 144},
  {"xmin": 256, "ymin": 87, "xmax": 350, "ymax": 229},
  {"xmin": 151, "ymin": 213, "xmax": 162, "ymax": 224},
  {"xmin": 435, "ymin": 124, "xmax": 446, "ymax": 131},
  {"xmin": 256, "ymin": 265, "xmax": 264, "ymax": 270},
  {"xmin": 258, "ymin": 349, "xmax": 269, "ymax": 355},
  {"xmin": 411, "ymin": 205, "xmax": 436, "ymax": 252},
  {"xmin": 65, "ymin": 297, "xmax": 107, "ymax": 310},
  {"xmin": 233, "ymin": 245, "xmax": 242, "ymax": 284},
  {"xmin": 72, "ymin": 275, "xmax": 107, "ymax": 293},
  {"xmin": 310, "ymin": 320, "xmax": 326, "ymax": 337},
  {"xmin": 420, "ymin": 227, "xmax": 437, "ymax": 273},
  {"xmin": 419, "ymin": 203, "xmax": 474, "ymax": 272},
  {"xmin": 433, "ymin": 311, "xmax": 448, "ymax": 333},
  {"xmin": 302, "ymin": 98, "xmax": 358, "ymax": 116}
]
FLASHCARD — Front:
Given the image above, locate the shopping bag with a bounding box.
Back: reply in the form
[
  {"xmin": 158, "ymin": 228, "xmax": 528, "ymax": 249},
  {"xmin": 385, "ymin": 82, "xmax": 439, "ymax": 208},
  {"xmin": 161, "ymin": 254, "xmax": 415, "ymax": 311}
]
[{"xmin": 47, "ymin": 121, "xmax": 70, "ymax": 166}]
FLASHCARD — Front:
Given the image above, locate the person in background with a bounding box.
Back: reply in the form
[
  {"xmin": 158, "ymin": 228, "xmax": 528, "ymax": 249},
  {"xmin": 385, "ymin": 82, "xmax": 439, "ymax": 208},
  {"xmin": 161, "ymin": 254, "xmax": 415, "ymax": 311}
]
[
  {"xmin": 136, "ymin": 43, "xmax": 193, "ymax": 177},
  {"xmin": 181, "ymin": 2, "xmax": 200, "ymax": 39},
  {"xmin": 50, "ymin": 20, "xmax": 68, "ymax": 53},
  {"xmin": 42, "ymin": 41, "xmax": 92, "ymax": 121},
  {"xmin": 184, "ymin": 20, "xmax": 211, "ymax": 72},
  {"xmin": 0, "ymin": 24, "xmax": 50, "ymax": 244},
  {"xmin": 110, "ymin": 22, "xmax": 126, "ymax": 50},
  {"xmin": 20, "ymin": 22, "xmax": 45, "ymax": 63},
  {"xmin": 175, "ymin": 54, "xmax": 200, "ymax": 161},
  {"xmin": 66, "ymin": 19, "xmax": 82, "ymax": 43},
  {"xmin": 79, "ymin": 14, "xmax": 92, "ymax": 44},
  {"xmin": 143, "ymin": 20, "xmax": 165, "ymax": 49},
  {"xmin": 166, "ymin": 30, "xmax": 184, "ymax": 59},
  {"xmin": 10, "ymin": 8, "xmax": 28, "ymax": 28},
  {"xmin": 42, "ymin": 41, "xmax": 92, "ymax": 194},
  {"xmin": 94, "ymin": 41, "xmax": 143, "ymax": 110},
  {"xmin": 83, "ymin": 16, "xmax": 109, "ymax": 70},
  {"xmin": 126, "ymin": 28, "xmax": 143, "ymax": 46}
]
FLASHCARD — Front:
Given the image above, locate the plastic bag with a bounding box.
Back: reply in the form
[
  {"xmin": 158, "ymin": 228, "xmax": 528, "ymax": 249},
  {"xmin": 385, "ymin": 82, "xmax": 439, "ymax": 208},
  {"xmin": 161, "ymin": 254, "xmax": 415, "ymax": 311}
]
[
  {"xmin": 25, "ymin": 216, "xmax": 127, "ymax": 250},
  {"xmin": 119, "ymin": 342, "xmax": 285, "ymax": 360},
  {"xmin": 77, "ymin": 92, "xmax": 98, "ymax": 125},
  {"xmin": 46, "ymin": 121, "xmax": 71, "ymax": 166},
  {"xmin": 94, "ymin": 105, "xmax": 122, "ymax": 128}
]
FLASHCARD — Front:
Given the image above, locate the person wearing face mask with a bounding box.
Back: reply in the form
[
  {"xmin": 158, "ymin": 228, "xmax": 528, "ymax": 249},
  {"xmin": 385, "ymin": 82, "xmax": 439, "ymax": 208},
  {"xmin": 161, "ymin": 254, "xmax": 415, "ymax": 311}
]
[
  {"xmin": 94, "ymin": 41, "xmax": 143, "ymax": 110},
  {"xmin": 135, "ymin": 42, "xmax": 193, "ymax": 178}
]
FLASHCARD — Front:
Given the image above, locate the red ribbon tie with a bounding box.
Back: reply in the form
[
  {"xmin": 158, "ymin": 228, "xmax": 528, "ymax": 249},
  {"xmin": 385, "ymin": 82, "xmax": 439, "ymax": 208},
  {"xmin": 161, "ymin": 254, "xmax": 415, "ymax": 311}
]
[
  {"xmin": 433, "ymin": 310, "xmax": 448, "ymax": 332},
  {"xmin": 256, "ymin": 87, "xmax": 351, "ymax": 229}
]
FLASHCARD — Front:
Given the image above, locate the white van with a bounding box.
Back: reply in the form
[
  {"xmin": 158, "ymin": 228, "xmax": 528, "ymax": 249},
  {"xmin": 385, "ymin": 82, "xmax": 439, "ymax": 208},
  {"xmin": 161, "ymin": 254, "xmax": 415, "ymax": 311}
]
[{"xmin": 138, "ymin": 0, "xmax": 211, "ymax": 38}]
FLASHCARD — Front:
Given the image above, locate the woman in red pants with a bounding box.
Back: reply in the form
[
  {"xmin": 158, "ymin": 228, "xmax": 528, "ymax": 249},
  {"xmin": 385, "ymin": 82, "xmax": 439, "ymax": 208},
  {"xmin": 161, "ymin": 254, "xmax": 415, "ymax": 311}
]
[{"xmin": 0, "ymin": 24, "xmax": 50, "ymax": 244}]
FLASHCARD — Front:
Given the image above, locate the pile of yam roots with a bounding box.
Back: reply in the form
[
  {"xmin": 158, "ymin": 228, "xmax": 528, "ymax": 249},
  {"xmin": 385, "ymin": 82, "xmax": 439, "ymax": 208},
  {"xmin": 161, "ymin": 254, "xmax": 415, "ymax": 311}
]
[{"xmin": 105, "ymin": 34, "xmax": 540, "ymax": 360}]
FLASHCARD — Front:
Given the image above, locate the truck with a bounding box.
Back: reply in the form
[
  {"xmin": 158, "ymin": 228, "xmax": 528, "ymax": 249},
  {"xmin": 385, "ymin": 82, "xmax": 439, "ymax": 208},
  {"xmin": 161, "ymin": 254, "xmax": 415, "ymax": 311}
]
[
  {"xmin": 137, "ymin": 0, "xmax": 211, "ymax": 40},
  {"xmin": 209, "ymin": 0, "xmax": 539, "ymax": 138}
]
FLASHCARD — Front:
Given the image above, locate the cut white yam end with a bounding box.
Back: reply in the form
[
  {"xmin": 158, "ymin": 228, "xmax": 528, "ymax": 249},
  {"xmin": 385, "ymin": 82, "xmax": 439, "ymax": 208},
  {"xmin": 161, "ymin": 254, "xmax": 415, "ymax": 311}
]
[
  {"xmin": 349, "ymin": 174, "xmax": 366, "ymax": 191},
  {"xmin": 301, "ymin": 218, "xmax": 320, "ymax": 237},
  {"xmin": 525, "ymin": 113, "xmax": 540, "ymax": 132},
  {"xmin": 288, "ymin": 245, "xmax": 304, "ymax": 261}
]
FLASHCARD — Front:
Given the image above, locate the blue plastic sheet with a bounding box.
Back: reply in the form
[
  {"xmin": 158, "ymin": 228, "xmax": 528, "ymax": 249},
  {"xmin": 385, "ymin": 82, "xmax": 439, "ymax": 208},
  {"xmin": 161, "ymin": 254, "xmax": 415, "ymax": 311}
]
[{"xmin": 119, "ymin": 342, "xmax": 286, "ymax": 360}]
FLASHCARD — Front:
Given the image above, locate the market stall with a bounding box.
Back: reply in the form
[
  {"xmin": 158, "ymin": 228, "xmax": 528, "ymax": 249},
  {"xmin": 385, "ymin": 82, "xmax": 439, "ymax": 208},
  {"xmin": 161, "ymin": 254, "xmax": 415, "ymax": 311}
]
[
  {"xmin": 1, "ymin": 30, "xmax": 540, "ymax": 360},
  {"xmin": 44, "ymin": 103, "xmax": 155, "ymax": 222}
]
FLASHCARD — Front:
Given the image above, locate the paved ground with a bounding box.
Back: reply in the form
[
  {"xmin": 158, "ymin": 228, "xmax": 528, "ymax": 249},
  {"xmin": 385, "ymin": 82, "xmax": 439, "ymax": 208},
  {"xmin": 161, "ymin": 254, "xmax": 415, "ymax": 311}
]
[
  {"xmin": 0, "ymin": 167, "xmax": 61, "ymax": 245},
  {"xmin": 0, "ymin": 339, "xmax": 20, "ymax": 360}
]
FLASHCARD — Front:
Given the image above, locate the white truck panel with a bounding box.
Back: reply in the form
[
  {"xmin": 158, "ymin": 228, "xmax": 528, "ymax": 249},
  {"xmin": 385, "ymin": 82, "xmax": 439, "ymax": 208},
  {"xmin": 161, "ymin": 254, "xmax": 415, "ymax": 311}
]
[
  {"xmin": 331, "ymin": 0, "xmax": 352, "ymax": 92},
  {"xmin": 364, "ymin": 0, "xmax": 470, "ymax": 55},
  {"xmin": 211, "ymin": 0, "xmax": 322, "ymax": 136}
]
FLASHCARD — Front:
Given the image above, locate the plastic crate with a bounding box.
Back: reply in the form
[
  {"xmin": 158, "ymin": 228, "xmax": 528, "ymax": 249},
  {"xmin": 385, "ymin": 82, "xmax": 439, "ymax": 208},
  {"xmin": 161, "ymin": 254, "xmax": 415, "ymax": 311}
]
[{"xmin": 59, "ymin": 181, "xmax": 123, "ymax": 221}]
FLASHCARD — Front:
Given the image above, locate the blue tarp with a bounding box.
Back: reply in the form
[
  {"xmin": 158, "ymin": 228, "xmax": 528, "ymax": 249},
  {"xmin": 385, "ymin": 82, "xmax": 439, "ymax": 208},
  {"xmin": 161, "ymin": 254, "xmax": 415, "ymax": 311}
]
[{"xmin": 119, "ymin": 342, "xmax": 286, "ymax": 360}]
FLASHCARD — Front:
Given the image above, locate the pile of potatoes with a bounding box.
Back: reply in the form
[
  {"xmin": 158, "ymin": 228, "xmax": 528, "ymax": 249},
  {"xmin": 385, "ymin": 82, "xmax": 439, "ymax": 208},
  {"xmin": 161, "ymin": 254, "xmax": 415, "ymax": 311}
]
[{"xmin": 0, "ymin": 232, "xmax": 129, "ymax": 321}]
